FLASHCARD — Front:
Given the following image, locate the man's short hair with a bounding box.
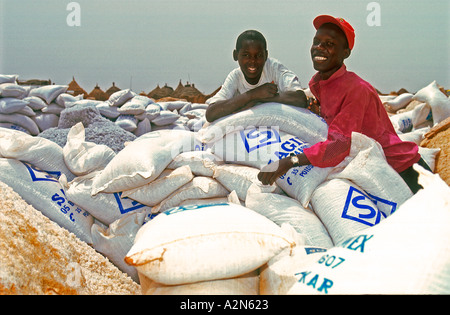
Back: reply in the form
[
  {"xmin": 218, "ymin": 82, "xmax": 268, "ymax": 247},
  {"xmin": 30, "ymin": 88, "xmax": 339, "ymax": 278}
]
[{"xmin": 235, "ymin": 30, "xmax": 267, "ymax": 51}]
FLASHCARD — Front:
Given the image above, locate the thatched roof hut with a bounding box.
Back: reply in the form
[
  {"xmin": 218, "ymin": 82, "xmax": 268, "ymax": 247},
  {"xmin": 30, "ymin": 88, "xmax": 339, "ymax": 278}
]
[
  {"xmin": 105, "ymin": 82, "xmax": 121, "ymax": 97},
  {"xmin": 87, "ymin": 84, "xmax": 108, "ymax": 101},
  {"xmin": 67, "ymin": 77, "xmax": 87, "ymax": 97},
  {"xmin": 173, "ymin": 80, "xmax": 184, "ymax": 95},
  {"xmin": 148, "ymin": 84, "xmax": 174, "ymax": 100},
  {"xmin": 173, "ymin": 82, "xmax": 206, "ymax": 103}
]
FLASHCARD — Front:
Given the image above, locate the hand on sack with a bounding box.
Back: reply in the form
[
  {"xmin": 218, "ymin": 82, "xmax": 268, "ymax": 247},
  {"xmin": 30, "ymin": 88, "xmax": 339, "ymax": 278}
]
[
  {"xmin": 247, "ymin": 82, "xmax": 279, "ymax": 100},
  {"xmin": 257, "ymin": 157, "xmax": 294, "ymax": 185},
  {"xmin": 307, "ymin": 97, "xmax": 321, "ymax": 116}
]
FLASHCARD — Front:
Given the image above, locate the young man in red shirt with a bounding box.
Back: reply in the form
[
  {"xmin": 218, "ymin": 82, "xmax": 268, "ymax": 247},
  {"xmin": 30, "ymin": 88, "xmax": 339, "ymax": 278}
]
[{"xmin": 258, "ymin": 15, "xmax": 430, "ymax": 193}]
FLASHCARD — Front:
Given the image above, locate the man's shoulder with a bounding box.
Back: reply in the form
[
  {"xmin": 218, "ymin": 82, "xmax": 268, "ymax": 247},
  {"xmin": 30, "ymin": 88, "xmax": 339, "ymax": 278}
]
[{"xmin": 343, "ymin": 71, "xmax": 378, "ymax": 96}]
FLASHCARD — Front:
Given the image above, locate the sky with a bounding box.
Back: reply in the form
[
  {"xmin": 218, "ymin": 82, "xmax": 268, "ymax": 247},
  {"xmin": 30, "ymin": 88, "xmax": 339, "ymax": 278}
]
[{"xmin": 0, "ymin": 0, "xmax": 448, "ymax": 96}]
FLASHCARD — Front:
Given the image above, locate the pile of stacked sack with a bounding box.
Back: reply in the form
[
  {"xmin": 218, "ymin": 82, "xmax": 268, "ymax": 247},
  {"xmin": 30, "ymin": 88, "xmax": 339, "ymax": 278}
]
[
  {"xmin": 0, "ymin": 74, "xmax": 208, "ymax": 139},
  {"xmin": 0, "ymin": 73, "xmax": 449, "ymax": 295}
]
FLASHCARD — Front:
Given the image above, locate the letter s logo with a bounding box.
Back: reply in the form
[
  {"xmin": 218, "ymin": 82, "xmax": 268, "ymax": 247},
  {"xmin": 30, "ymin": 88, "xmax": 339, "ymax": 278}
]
[
  {"xmin": 351, "ymin": 195, "xmax": 376, "ymax": 219},
  {"xmin": 342, "ymin": 186, "xmax": 383, "ymax": 226}
]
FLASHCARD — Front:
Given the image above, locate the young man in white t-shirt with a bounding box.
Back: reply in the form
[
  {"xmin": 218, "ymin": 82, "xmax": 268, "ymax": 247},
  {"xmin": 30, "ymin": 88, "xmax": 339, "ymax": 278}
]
[{"xmin": 205, "ymin": 30, "xmax": 308, "ymax": 122}]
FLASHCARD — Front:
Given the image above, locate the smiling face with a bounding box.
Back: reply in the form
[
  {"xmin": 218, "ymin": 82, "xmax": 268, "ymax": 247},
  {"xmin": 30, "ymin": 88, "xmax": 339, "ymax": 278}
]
[
  {"xmin": 234, "ymin": 39, "xmax": 268, "ymax": 85},
  {"xmin": 311, "ymin": 23, "xmax": 351, "ymax": 80}
]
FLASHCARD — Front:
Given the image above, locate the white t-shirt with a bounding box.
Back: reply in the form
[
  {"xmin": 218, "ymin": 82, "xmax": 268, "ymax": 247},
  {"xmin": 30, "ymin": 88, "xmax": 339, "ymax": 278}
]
[{"xmin": 206, "ymin": 57, "xmax": 303, "ymax": 105}]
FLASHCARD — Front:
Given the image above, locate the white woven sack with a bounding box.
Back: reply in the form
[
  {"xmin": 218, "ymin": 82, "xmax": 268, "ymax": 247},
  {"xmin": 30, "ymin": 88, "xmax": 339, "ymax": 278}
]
[
  {"xmin": 212, "ymin": 128, "xmax": 332, "ymax": 206},
  {"xmin": 107, "ymin": 89, "xmax": 136, "ymax": 107},
  {"xmin": 0, "ymin": 113, "xmax": 40, "ymax": 135},
  {"xmin": 158, "ymin": 100, "xmax": 190, "ymax": 111},
  {"xmin": 91, "ymin": 210, "xmax": 147, "ymax": 283},
  {"xmin": 63, "ymin": 122, "xmax": 116, "ymax": 176},
  {"xmin": 328, "ymin": 132, "xmax": 413, "ymax": 216},
  {"xmin": 125, "ymin": 202, "xmax": 295, "ymax": 285},
  {"xmin": 211, "ymin": 127, "xmax": 292, "ymax": 168},
  {"xmin": 29, "ymin": 85, "xmax": 68, "ymax": 104},
  {"xmin": 0, "ymin": 123, "xmax": 30, "ymax": 134},
  {"xmin": 212, "ymin": 164, "xmax": 282, "ymax": 200},
  {"xmin": 390, "ymin": 102, "xmax": 432, "ymax": 133},
  {"xmin": 0, "ymin": 84, "xmax": 28, "ymax": 98},
  {"xmin": 91, "ymin": 129, "xmax": 198, "ymax": 194},
  {"xmin": 96, "ymin": 102, "xmax": 120, "ymax": 119},
  {"xmin": 0, "ymin": 98, "xmax": 29, "ymax": 114},
  {"xmin": 135, "ymin": 103, "xmax": 161, "ymax": 121},
  {"xmin": 397, "ymin": 127, "xmax": 430, "ymax": 145},
  {"xmin": 413, "ymin": 80, "xmax": 450, "ymax": 125},
  {"xmin": 311, "ymin": 178, "xmax": 386, "ymax": 245},
  {"xmin": 167, "ymin": 150, "xmax": 224, "ymax": 177},
  {"xmin": 139, "ymin": 270, "xmax": 260, "ymax": 295},
  {"xmin": 260, "ymin": 245, "xmax": 328, "ymax": 295},
  {"xmin": 245, "ymin": 183, "xmax": 334, "ymax": 249},
  {"xmin": 179, "ymin": 190, "xmax": 242, "ymax": 207},
  {"xmin": 32, "ymin": 113, "xmax": 59, "ymax": 132},
  {"xmin": 134, "ymin": 118, "xmax": 152, "ymax": 137},
  {"xmin": 0, "ymin": 74, "xmax": 18, "ymax": 84},
  {"xmin": 62, "ymin": 172, "xmax": 153, "ymax": 226},
  {"xmin": 151, "ymin": 110, "xmax": 180, "ymax": 126},
  {"xmin": 121, "ymin": 165, "xmax": 194, "ymax": 207},
  {"xmin": 115, "ymin": 114, "xmax": 138, "ymax": 132},
  {"xmin": 0, "ymin": 158, "xmax": 93, "ymax": 244},
  {"xmin": 152, "ymin": 176, "xmax": 229, "ymax": 213},
  {"xmin": 55, "ymin": 93, "xmax": 84, "ymax": 107},
  {"xmin": 0, "ymin": 128, "xmax": 75, "ymax": 181},
  {"xmin": 382, "ymin": 93, "xmax": 414, "ymax": 112},
  {"xmin": 198, "ymin": 102, "xmax": 328, "ymax": 146},
  {"xmin": 288, "ymin": 165, "xmax": 450, "ymax": 294},
  {"xmin": 418, "ymin": 146, "xmax": 440, "ymax": 172},
  {"xmin": 23, "ymin": 96, "xmax": 47, "ymax": 110},
  {"xmin": 118, "ymin": 95, "xmax": 151, "ymax": 115}
]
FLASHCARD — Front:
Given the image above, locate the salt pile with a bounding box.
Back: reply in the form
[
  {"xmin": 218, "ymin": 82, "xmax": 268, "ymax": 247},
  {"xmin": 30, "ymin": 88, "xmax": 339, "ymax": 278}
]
[{"xmin": 0, "ymin": 74, "xmax": 449, "ymax": 295}]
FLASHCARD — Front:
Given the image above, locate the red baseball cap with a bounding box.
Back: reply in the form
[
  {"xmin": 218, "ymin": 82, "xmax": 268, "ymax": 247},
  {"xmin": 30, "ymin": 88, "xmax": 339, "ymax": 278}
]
[{"xmin": 313, "ymin": 15, "xmax": 355, "ymax": 50}]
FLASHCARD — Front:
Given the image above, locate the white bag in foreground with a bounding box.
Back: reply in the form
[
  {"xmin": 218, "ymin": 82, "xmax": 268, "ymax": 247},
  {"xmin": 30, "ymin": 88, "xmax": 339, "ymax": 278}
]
[
  {"xmin": 260, "ymin": 245, "xmax": 327, "ymax": 295},
  {"xmin": 212, "ymin": 128, "xmax": 332, "ymax": 206},
  {"xmin": 311, "ymin": 178, "xmax": 386, "ymax": 245},
  {"xmin": 125, "ymin": 203, "xmax": 295, "ymax": 285},
  {"xmin": 328, "ymin": 132, "xmax": 413, "ymax": 216},
  {"xmin": 245, "ymin": 183, "xmax": 333, "ymax": 249},
  {"xmin": 287, "ymin": 165, "xmax": 450, "ymax": 294},
  {"xmin": 0, "ymin": 158, "xmax": 93, "ymax": 244},
  {"xmin": 139, "ymin": 270, "xmax": 260, "ymax": 295}
]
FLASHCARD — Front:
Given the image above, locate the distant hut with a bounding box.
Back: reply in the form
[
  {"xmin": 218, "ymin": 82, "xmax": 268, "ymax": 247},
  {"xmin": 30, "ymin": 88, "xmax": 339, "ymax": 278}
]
[
  {"xmin": 87, "ymin": 84, "xmax": 108, "ymax": 101},
  {"xmin": 67, "ymin": 77, "xmax": 88, "ymax": 97},
  {"xmin": 175, "ymin": 82, "xmax": 207, "ymax": 103},
  {"xmin": 105, "ymin": 82, "xmax": 121, "ymax": 97},
  {"xmin": 159, "ymin": 84, "xmax": 174, "ymax": 99},
  {"xmin": 18, "ymin": 79, "xmax": 52, "ymax": 86},
  {"xmin": 148, "ymin": 83, "xmax": 174, "ymax": 100},
  {"xmin": 147, "ymin": 84, "xmax": 162, "ymax": 99},
  {"xmin": 172, "ymin": 80, "xmax": 185, "ymax": 97}
]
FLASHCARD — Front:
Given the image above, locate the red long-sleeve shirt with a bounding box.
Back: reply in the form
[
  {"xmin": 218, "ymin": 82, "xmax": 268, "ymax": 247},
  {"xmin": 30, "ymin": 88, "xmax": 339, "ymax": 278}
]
[{"xmin": 303, "ymin": 65, "xmax": 420, "ymax": 173}]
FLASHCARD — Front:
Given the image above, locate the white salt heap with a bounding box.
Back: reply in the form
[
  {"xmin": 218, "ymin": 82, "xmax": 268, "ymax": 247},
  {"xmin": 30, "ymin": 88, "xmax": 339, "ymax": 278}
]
[{"xmin": 0, "ymin": 181, "xmax": 140, "ymax": 295}]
